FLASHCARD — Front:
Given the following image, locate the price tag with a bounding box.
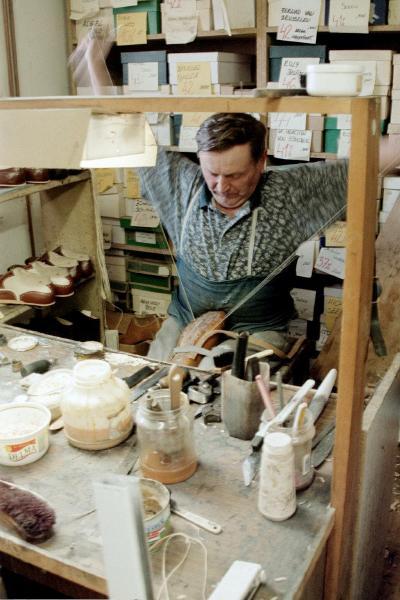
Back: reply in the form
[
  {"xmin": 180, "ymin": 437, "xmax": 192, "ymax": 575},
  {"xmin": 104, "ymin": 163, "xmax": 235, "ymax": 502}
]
[
  {"xmin": 328, "ymin": 0, "xmax": 369, "ymax": 33},
  {"xmin": 277, "ymin": 0, "xmax": 321, "ymax": 44},
  {"xmin": 279, "ymin": 57, "xmax": 320, "ymax": 88},
  {"xmin": 315, "ymin": 247, "xmax": 346, "ymax": 279},
  {"xmin": 176, "ymin": 62, "xmax": 212, "ymax": 95}
]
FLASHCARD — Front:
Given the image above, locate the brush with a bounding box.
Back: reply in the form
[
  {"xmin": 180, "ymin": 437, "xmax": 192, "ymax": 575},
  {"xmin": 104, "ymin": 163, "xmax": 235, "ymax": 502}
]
[{"xmin": 0, "ymin": 479, "xmax": 56, "ymax": 543}]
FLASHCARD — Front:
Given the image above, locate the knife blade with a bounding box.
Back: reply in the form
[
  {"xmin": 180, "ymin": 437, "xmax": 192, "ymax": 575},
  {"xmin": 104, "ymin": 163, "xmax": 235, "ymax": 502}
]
[
  {"xmin": 130, "ymin": 366, "xmax": 170, "ymax": 402},
  {"xmin": 311, "ymin": 427, "xmax": 335, "ymax": 468}
]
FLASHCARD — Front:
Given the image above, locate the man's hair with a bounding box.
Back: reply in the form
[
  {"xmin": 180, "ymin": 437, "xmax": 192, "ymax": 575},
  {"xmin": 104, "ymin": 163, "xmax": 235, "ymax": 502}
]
[{"xmin": 195, "ymin": 113, "xmax": 266, "ymax": 162}]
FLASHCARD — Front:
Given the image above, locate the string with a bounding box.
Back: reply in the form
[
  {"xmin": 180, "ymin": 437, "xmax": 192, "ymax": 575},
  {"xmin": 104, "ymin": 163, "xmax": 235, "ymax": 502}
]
[{"xmin": 151, "ymin": 532, "xmax": 208, "ymax": 600}]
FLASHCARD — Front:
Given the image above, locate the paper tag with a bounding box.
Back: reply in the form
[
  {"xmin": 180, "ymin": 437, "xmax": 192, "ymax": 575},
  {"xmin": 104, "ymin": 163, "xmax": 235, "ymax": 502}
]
[
  {"xmin": 279, "ymin": 57, "xmax": 320, "ymax": 88},
  {"xmin": 296, "ymin": 240, "xmax": 317, "ymax": 278},
  {"xmin": 328, "ymin": 0, "xmax": 370, "ymax": 33},
  {"xmin": 269, "ymin": 112, "xmax": 307, "ymax": 130},
  {"xmin": 291, "ymin": 288, "xmax": 316, "ymax": 321},
  {"xmin": 274, "ymin": 129, "xmax": 312, "ymax": 161},
  {"xmin": 288, "ymin": 318, "xmax": 308, "ymax": 337},
  {"xmin": 138, "ymin": 296, "xmax": 168, "ymax": 316},
  {"xmin": 116, "ymin": 12, "xmax": 147, "ymax": 45},
  {"xmin": 324, "ymin": 221, "xmax": 346, "ymax": 247},
  {"xmin": 70, "ymin": 0, "xmax": 100, "ymax": 20},
  {"xmin": 315, "ymin": 247, "xmax": 346, "ymax": 279},
  {"xmin": 337, "ymin": 130, "xmax": 351, "ymax": 158},
  {"xmin": 164, "ymin": 1, "xmax": 198, "ymax": 44},
  {"xmin": 176, "ymin": 62, "xmax": 212, "ymax": 95},
  {"xmin": 76, "ymin": 8, "xmax": 115, "ymax": 41},
  {"xmin": 124, "ymin": 169, "xmax": 141, "ymax": 198},
  {"xmin": 335, "ymin": 114, "xmax": 352, "ymax": 129},
  {"xmin": 130, "ymin": 199, "xmax": 160, "ymax": 228},
  {"xmin": 128, "ymin": 62, "xmax": 158, "ymax": 91},
  {"xmin": 102, "ymin": 223, "xmax": 112, "ymax": 249},
  {"xmin": 316, "ymin": 323, "xmax": 330, "ymax": 350},
  {"xmin": 135, "ymin": 231, "xmax": 157, "ymax": 244},
  {"xmin": 95, "ymin": 168, "xmax": 115, "ymax": 193},
  {"xmin": 277, "ymin": 0, "xmax": 321, "ymax": 44}
]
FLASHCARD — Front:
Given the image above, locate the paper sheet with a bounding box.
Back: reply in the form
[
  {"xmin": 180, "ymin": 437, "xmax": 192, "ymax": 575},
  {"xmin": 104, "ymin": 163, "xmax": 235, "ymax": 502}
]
[
  {"xmin": 324, "ymin": 221, "xmax": 347, "ymax": 247},
  {"xmin": 128, "ymin": 62, "xmax": 159, "ymax": 91},
  {"xmin": 176, "ymin": 62, "xmax": 212, "ymax": 95},
  {"xmin": 124, "ymin": 170, "xmax": 141, "ymax": 198},
  {"xmin": 164, "ymin": 0, "xmax": 198, "ymax": 44},
  {"xmin": 273, "ymin": 129, "xmax": 312, "ymax": 161},
  {"xmin": 70, "ymin": 0, "xmax": 100, "ymax": 20},
  {"xmin": 296, "ymin": 240, "xmax": 318, "ymax": 278},
  {"xmin": 116, "ymin": 12, "xmax": 147, "ymax": 45},
  {"xmin": 291, "ymin": 288, "xmax": 316, "ymax": 321},
  {"xmin": 315, "ymin": 247, "xmax": 346, "ymax": 279},
  {"xmin": 277, "ymin": 0, "xmax": 321, "ymax": 44},
  {"xmin": 269, "ymin": 112, "xmax": 307, "ymax": 130},
  {"xmin": 328, "ymin": 0, "xmax": 370, "ymax": 33},
  {"xmin": 94, "ymin": 168, "xmax": 115, "ymax": 193},
  {"xmin": 130, "ymin": 199, "xmax": 160, "ymax": 228},
  {"xmin": 278, "ymin": 57, "xmax": 320, "ymax": 88}
]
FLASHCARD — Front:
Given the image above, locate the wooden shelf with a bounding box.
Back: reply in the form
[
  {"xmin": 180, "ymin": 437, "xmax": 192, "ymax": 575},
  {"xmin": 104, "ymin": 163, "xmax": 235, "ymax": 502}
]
[
  {"xmin": 265, "ymin": 25, "xmax": 400, "ymax": 33},
  {"xmin": 146, "ymin": 27, "xmax": 256, "ymax": 41},
  {"xmin": 0, "ymin": 172, "xmax": 90, "ymax": 204},
  {"xmin": 111, "ymin": 242, "xmax": 174, "ymax": 256}
]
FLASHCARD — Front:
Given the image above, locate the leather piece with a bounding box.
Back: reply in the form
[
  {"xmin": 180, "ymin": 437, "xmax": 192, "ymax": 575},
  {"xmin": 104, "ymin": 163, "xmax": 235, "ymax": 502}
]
[
  {"xmin": 0, "ymin": 168, "xmax": 25, "ymax": 187},
  {"xmin": 24, "ymin": 168, "xmax": 50, "ymax": 183}
]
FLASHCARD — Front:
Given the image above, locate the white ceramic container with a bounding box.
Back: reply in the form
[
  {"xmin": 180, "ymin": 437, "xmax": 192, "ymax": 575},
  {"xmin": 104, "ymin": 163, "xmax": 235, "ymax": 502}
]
[
  {"xmin": 306, "ymin": 63, "xmax": 363, "ymax": 96},
  {"xmin": 60, "ymin": 359, "xmax": 133, "ymax": 450},
  {"xmin": 0, "ymin": 402, "xmax": 51, "ymax": 466}
]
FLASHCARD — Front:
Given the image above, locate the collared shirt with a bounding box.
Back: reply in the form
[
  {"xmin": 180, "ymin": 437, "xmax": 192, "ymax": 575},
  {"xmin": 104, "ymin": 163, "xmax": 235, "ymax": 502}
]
[{"xmin": 138, "ymin": 150, "xmax": 348, "ymax": 281}]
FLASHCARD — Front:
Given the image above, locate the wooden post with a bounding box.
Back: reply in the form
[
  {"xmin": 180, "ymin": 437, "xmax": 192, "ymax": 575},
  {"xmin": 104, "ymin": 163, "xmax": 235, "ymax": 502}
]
[
  {"xmin": 324, "ymin": 97, "xmax": 380, "ymax": 599},
  {"xmin": 256, "ymin": 0, "xmax": 268, "ymax": 88}
]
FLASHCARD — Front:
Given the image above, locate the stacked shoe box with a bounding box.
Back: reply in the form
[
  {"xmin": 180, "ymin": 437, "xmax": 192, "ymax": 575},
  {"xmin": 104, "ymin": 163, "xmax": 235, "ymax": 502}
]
[
  {"xmin": 268, "ymin": 113, "xmax": 324, "ymax": 157},
  {"xmin": 323, "ymin": 114, "xmax": 352, "ymax": 156},
  {"xmin": 113, "ymin": 0, "xmax": 161, "ymax": 35},
  {"xmin": 380, "ymin": 173, "xmax": 400, "ymax": 226},
  {"xmin": 329, "ymin": 50, "xmax": 393, "ymax": 132},
  {"xmin": 169, "ymin": 51, "xmax": 254, "ymax": 149}
]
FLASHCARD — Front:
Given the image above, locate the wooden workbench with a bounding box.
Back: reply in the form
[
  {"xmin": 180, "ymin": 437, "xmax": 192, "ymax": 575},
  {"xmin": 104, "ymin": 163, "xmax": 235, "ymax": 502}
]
[{"xmin": 0, "ymin": 324, "xmax": 333, "ymax": 599}]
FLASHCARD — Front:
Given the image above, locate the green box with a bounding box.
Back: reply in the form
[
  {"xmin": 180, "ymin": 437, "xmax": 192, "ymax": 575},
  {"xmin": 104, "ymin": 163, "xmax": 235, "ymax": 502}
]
[
  {"xmin": 128, "ymin": 272, "xmax": 173, "ymax": 291},
  {"xmin": 324, "ymin": 129, "xmax": 340, "ymax": 153},
  {"xmin": 125, "ymin": 230, "xmax": 168, "ymax": 249},
  {"xmin": 113, "ymin": 1, "xmax": 161, "ymax": 35}
]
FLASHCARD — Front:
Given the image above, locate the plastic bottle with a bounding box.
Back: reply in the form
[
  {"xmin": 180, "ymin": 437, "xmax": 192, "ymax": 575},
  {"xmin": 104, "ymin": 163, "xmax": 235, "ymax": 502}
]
[{"xmin": 258, "ymin": 432, "xmax": 296, "ymax": 521}]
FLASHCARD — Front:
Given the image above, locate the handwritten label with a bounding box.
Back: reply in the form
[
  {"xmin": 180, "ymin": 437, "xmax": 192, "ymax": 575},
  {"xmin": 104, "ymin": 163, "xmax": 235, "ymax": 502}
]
[
  {"xmin": 76, "ymin": 8, "xmax": 115, "ymax": 41},
  {"xmin": 315, "ymin": 247, "xmax": 346, "ymax": 279},
  {"xmin": 337, "ymin": 129, "xmax": 351, "ymax": 158},
  {"xmin": 269, "ymin": 112, "xmax": 307, "ymax": 130},
  {"xmin": 277, "ymin": 0, "xmax": 321, "ymax": 44},
  {"xmin": 130, "ymin": 199, "xmax": 160, "ymax": 228},
  {"xmin": 291, "ymin": 288, "xmax": 316, "ymax": 320},
  {"xmin": 137, "ymin": 295, "xmax": 170, "ymax": 316},
  {"xmin": 324, "ymin": 296, "xmax": 343, "ymax": 331},
  {"xmin": 316, "ymin": 324, "xmax": 330, "ymax": 350},
  {"xmin": 296, "ymin": 240, "xmax": 318, "ymax": 278},
  {"xmin": 288, "ymin": 318, "xmax": 308, "ymax": 337},
  {"xmin": 135, "ymin": 231, "xmax": 157, "ymax": 245},
  {"xmin": 328, "ymin": 0, "xmax": 370, "ymax": 33},
  {"xmin": 357, "ymin": 60, "xmax": 377, "ymax": 95},
  {"xmin": 128, "ymin": 62, "xmax": 158, "ymax": 91},
  {"xmin": 95, "ymin": 168, "xmax": 115, "ymax": 193},
  {"xmin": 70, "ymin": 0, "xmax": 100, "ymax": 20},
  {"xmin": 274, "ymin": 129, "xmax": 312, "ymax": 161},
  {"xmin": 278, "ymin": 57, "xmax": 320, "ymax": 88},
  {"xmin": 164, "ymin": 0, "xmax": 198, "ymax": 44},
  {"xmin": 325, "ymin": 220, "xmax": 346, "ymax": 247},
  {"xmin": 116, "ymin": 12, "xmax": 147, "ymax": 45},
  {"xmin": 177, "ymin": 62, "xmax": 212, "ymax": 95},
  {"xmin": 124, "ymin": 169, "xmax": 141, "ymax": 198}
]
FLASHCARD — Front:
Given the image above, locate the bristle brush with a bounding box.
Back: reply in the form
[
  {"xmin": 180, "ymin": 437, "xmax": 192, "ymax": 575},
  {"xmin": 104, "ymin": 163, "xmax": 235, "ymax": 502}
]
[{"xmin": 0, "ymin": 479, "xmax": 56, "ymax": 543}]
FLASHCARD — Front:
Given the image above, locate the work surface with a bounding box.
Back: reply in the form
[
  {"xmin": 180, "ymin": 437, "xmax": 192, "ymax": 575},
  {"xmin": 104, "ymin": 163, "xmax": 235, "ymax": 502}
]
[{"xmin": 0, "ymin": 325, "xmax": 334, "ymax": 600}]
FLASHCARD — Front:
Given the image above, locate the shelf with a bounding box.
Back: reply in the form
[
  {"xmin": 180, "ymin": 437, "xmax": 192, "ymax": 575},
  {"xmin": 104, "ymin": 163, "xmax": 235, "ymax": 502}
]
[
  {"xmin": 265, "ymin": 25, "xmax": 400, "ymax": 33},
  {"xmin": 0, "ymin": 172, "xmax": 90, "ymax": 204},
  {"xmin": 111, "ymin": 243, "xmax": 175, "ymax": 256}
]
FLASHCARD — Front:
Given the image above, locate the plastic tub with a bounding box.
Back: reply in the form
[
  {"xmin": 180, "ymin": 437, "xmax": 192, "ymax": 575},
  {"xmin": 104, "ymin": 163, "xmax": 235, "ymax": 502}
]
[
  {"xmin": 0, "ymin": 402, "xmax": 51, "ymax": 466},
  {"xmin": 306, "ymin": 63, "xmax": 363, "ymax": 96}
]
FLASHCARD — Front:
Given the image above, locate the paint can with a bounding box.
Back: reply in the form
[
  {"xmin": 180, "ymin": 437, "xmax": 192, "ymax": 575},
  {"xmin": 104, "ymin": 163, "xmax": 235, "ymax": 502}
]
[{"xmin": 140, "ymin": 477, "xmax": 171, "ymax": 546}]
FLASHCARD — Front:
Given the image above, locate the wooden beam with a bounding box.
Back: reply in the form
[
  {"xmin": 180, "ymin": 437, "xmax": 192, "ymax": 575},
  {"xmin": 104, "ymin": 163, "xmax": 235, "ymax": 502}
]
[
  {"xmin": 324, "ymin": 97, "xmax": 380, "ymax": 599},
  {"xmin": 256, "ymin": 0, "xmax": 268, "ymax": 87},
  {"xmin": 0, "ymin": 95, "xmax": 354, "ymax": 115}
]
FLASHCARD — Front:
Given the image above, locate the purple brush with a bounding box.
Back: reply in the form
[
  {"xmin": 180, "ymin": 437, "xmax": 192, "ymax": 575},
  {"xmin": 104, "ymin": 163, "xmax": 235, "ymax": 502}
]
[{"xmin": 0, "ymin": 479, "xmax": 56, "ymax": 543}]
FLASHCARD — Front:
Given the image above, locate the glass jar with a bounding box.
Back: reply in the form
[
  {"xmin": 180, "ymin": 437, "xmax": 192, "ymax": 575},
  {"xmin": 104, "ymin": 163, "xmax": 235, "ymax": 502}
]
[
  {"xmin": 60, "ymin": 359, "xmax": 133, "ymax": 450},
  {"xmin": 136, "ymin": 390, "xmax": 197, "ymax": 484}
]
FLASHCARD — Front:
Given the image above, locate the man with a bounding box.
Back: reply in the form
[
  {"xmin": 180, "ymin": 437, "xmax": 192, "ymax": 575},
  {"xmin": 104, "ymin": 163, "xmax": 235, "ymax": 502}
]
[{"xmin": 138, "ymin": 113, "xmax": 348, "ymax": 361}]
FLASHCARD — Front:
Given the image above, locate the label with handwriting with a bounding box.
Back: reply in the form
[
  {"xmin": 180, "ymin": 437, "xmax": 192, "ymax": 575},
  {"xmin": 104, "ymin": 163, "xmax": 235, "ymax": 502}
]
[
  {"xmin": 176, "ymin": 62, "xmax": 212, "ymax": 95},
  {"xmin": 277, "ymin": 0, "xmax": 321, "ymax": 44},
  {"xmin": 274, "ymin": 129, "xmax": 312, "ymax": 161},
  {"xmin": 328, "ymin": 0, "xmax": 369, "ymax": 33}
]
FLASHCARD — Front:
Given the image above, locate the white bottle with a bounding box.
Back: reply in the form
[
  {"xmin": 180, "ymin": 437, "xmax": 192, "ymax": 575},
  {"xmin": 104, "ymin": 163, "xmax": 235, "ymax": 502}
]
[{"xmin": 258, "ymin": 432, "xmax": 296, "ymax": 521}]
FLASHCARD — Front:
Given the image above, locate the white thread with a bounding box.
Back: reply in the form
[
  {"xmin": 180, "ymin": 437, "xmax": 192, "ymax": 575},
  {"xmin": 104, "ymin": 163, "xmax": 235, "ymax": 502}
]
[{"xmin": 152, "ymin": 532, "xmax": 208, "ymax": 600}]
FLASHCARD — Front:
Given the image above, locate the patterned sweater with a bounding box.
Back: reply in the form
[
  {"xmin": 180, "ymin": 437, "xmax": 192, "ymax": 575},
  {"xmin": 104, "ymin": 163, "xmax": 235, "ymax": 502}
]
[{"xmin": 138, "ymin": 150, "xmax": 348, "ymax": 281}]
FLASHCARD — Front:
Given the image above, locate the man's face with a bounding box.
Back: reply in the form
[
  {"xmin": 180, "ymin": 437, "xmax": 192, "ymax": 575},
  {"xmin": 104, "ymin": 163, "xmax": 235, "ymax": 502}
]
[{"xmin": 198, "ymin": 143, "xmax": 266, "ymax": 215}]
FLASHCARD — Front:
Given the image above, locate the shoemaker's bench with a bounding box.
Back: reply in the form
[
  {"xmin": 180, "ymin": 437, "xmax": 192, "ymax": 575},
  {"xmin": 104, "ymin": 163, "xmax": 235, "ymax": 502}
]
[{"xmin": 0, "ymin": 324, "xmax": 397, "ymax": 599}]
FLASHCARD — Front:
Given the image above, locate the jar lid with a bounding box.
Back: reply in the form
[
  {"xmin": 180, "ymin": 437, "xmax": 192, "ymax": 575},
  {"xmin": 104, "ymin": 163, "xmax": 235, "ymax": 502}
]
[
  {"xmin": 73, "ymin": 359, "xmax": 111, "ymax": 386},
  {"xmin": 307, "ymin": 63, "xmax": 364, "ymax": 74},
  {"xmin": 264, "ymin": 432, "xmax": 292, "ymax": 455}
]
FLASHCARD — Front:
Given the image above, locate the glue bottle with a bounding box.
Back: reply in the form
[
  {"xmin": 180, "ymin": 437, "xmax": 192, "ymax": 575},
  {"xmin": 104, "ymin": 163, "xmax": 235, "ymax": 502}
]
[{"xmin": 258, "ymin": 432, "xmax": 296, "ymax": 521}]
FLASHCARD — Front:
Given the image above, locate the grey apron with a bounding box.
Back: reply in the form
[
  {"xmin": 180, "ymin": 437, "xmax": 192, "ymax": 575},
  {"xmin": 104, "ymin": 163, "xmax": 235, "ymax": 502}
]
[{"xmin": 168, "ymin": 187, "xmax": 296, "ymax": 333}]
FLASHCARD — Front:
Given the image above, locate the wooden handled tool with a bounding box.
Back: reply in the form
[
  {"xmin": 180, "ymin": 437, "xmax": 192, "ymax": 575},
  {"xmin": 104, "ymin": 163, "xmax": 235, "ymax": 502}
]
[{"xmin": 168, "ymin": 365, "xmax": 185, "ymax": 410}]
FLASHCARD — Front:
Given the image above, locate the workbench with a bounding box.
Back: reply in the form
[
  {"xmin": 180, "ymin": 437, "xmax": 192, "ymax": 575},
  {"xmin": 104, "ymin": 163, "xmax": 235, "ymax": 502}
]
[{"xmin": 0, "ymin": 324, "xmax": 334, "ymax": 599}]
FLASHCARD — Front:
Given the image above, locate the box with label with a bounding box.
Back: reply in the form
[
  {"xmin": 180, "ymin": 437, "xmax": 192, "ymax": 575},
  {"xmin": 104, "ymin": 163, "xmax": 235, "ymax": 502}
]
[
  {"xmin": 127, "ymin": 256, "xmax": 171, "ymax": 277},
  {"xmin": 98, "ymin": 192, "xmax": 125, "ymax": 219},
  {"xmin": 125, "ymin": 229, "xmax": 169, "ymax": 250},
  {"xmin": 129, "ymin": 272, "xmax": 173, "ymax": 291},
  {"xmin": 120, "ymin": 50, "xmax": 167, "ymax": 87},
  {"xmin": 131, "ymin": 287, "xmax": 172, "ymax": 316},
  {"xmin": 329, "ymin": 50, "xmax": 393, "ymax": 86},
  {"xmin": 113, "ymin": 1, "xmax": 161, "ymax": 34},
  {"xmin": 105, "ymin": 255, "xmax": 128, "ymax": 283},
  {"xmin": 168, "ymin": 52, "xmax": 253, "ymax": 85},
  {"xmin": 102, "ymin": 217, "xmax": 126, "ymax": 246},
  {"xmin": 161, "ymin": 0, "xmax": 212, "ymax": 32},
  {"xmin": 269, "ymin": 45, "xmax": 326, "ymax": 82},
  {"xmin": 393, "ymin": 59, "xmax": 400, "ymax": 89},
  {"xmin": 269, "ymin": 129, "xmax": 323, "ymax": 153}
]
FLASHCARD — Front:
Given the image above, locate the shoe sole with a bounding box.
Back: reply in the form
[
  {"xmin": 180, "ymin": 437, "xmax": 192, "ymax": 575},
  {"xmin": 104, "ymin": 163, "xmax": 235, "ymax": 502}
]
[{"xmin": 0, "ymin": 298, "xmax": 55, "ymax": 307}]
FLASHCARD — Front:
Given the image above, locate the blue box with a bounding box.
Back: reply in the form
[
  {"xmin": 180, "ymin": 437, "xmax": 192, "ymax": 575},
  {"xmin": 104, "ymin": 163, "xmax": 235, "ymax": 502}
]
[
  {"xmin": 269, "ymin": 45, "xmax": 327, "ymax": 81},
  {"xmin": 121, "ymin": 50, "xmax": 167, "ymax": 86}
]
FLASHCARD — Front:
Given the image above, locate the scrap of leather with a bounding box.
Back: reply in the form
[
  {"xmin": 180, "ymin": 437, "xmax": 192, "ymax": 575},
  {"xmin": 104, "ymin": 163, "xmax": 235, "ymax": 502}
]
[{"xmin": 171, "ymin": 311, "xmax": 226, "ymax": 366}]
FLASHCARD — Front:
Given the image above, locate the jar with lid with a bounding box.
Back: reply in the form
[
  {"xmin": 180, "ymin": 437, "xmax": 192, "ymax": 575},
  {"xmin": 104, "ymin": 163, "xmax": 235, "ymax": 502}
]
[
  {"xmin": 258, "ymin": 431, "xmax": 296, "ymax": 521},
  {"xmin": 60, "ymin": 359, "xmax": 133, "ymax": 450},
  {"xmin": 136, "ymin": 389, "xmax": 197, "ymax": 484}
]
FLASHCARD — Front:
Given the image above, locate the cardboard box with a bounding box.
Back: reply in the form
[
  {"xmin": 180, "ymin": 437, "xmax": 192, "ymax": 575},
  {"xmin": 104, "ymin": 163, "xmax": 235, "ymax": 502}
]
[
  {"xmin": 329, "ymin": 49, "xmax": 394, "ymax": 62},
  {"xmin": 168, "ymin": 52, "xmax": 253, "ymax": 85},
  {"xmin": 120, "ymin": 50, "xmax": 167, "ymax": 86},
  {"xmin": 113, "ymin": 1, "xmax": 161, "ymax": 34},
  {"xmin": 269, "ymin": 45, "xmax": 326, "ymax": 82},
  {"xmin": 392, "ymin": 63, "xmax": 400, "ymax": 89},
  {"xmin": 98, "ymin": 193, "xmax": 125, "ymax": 219},
  {"xmin": 131, "ymin": 288, "xmax": 172, "ymax": 316},
  {"xmin": 106, "ymin": 255, "xmax": 127, "ymax": 283}
]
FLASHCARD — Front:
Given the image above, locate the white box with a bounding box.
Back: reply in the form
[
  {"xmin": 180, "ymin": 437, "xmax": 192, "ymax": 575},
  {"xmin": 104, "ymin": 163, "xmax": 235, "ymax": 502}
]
[
  {"xmin": 329, "ymin": 50, "xmax": 394, "ymax": 62},
  {"xmin": 168, "ymin": 52, "xmax": 252, "ymax": 85},
  {"xmin": 379, "ymin": 210, "xmax": 389, "ymax": 224},
  {"xmin": 131, "ymin": 289, "xmax": 171, "ymax": 317},
  {"xmin": 98, "ymin": 193, "xmax": 125, "ymax": 219},
  {"xmin": 106, "ymin": 256, "xmax": 127, "ymax": 282},
  {"xmin": 383, "ymin": 188, "xmax": 400, "ymax": 211},
  {"xmin": 393, "ymin": 64, "xmax": 400, "ymax": 89},
  {"xmin": 102, "ymin": 218, "xmax": 126, "ymax": 245},
  {"xmin": 390, "ymin": 99, "xmax": 400, "ymax": 123},
  {"xmin": 223, "ymin": 0, "xmax": 255, "ymax": 29},
  {"xmin": 387, "ymin": 123, "xmax": 400, "ymax": 134},
  {"xmin": 330, "ymin": 59, "xmax": 392, "ymax": 86},
  {"xmin": 383, "ymin": 174, "xmax": 400, "ymax": 189},
  {"xmin": 389, "ymin": 0, "xmax": 400, "ymax": 24}
]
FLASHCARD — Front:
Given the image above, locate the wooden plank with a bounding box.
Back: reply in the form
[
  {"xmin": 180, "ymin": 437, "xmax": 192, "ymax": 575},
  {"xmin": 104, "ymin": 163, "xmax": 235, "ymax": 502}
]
[
  {"xmin": 0, "ymin": 95, "xmax": 354, "ymax": 115},
  {"xmin": 350, "ymin": 353, "xmax": 400, "ymax": 599},
  {"xmin": 256, "ymin": 0, "xmax": 268, "ymax": 87},
  {"xmin": 0, "ymin": 172, "xmax": 90, "ymax": 204},
  {"xmin": 325, "ymin": 98, "xmax": 380, "ymax": 598}
]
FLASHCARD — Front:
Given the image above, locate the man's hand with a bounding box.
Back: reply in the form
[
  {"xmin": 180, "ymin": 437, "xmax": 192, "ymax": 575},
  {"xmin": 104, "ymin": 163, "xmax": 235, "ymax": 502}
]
[{"xmin": 69, "ymin": 29, "xmax": 114, "ymax": 94}]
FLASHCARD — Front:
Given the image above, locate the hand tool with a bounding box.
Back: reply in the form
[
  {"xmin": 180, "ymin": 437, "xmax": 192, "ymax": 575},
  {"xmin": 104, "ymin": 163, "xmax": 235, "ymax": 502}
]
[
  {"xmin": 170, "ymin": 498, "xmax": 222, "ymax": 534},
  {"xmin": 311, "ymin": 426, "xmax": 335, "ymax": 468},
  {"xmin": 231, "ymin": 332, "xmax": 248, "ymax": 379},
  {"xmin": 122, "ymin": 365, "xmax": 157, "ymax": 389},
  {"xmin": 20, "ymin": 359, "xmax": 57, "ymax": 378},
  {"xmin": 308, "ymin": 369, "xmax": 337, "ymax": 423},
  {"xmin": 130, "ymin": 366, "xmax": 170, "ymax": 402}
]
